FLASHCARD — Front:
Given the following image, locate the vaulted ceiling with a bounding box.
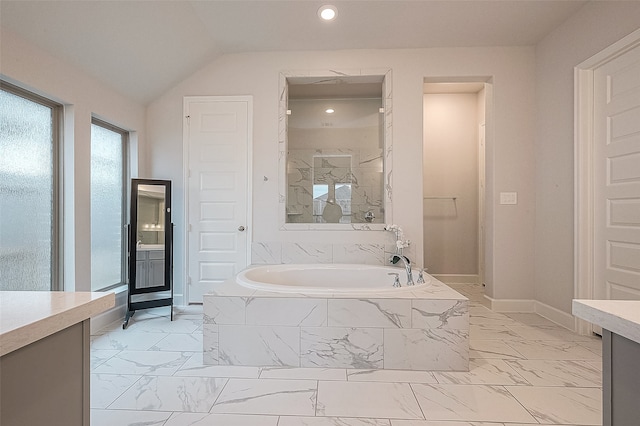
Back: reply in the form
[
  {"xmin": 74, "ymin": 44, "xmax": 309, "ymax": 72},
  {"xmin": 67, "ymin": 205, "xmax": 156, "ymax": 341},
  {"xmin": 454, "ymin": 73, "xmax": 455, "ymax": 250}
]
[{"xmin": 1, "ymin": 1, "xmax": 588, "ymax": 104}]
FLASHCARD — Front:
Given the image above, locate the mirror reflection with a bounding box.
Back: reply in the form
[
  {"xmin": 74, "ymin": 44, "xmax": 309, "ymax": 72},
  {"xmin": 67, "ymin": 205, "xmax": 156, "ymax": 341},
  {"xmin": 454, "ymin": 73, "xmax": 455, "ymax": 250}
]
[
  {"xmin": 286, "ymin": 79, "xmax": 385, "ymax": 224},
  {"xmin": 136, "ymin": 185, "xmax": 166, "ymax": 248}
]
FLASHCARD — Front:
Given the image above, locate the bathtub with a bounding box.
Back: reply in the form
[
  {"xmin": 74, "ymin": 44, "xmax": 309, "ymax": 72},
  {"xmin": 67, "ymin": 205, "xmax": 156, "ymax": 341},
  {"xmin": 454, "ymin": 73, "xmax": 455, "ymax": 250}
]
[
  {"xmin": 203, "ymin": 263, "xmax": 469, "ymax": 371},
  {"xmin": 237, "ymin": 263, "xmax": 430, "ymax": 295}
]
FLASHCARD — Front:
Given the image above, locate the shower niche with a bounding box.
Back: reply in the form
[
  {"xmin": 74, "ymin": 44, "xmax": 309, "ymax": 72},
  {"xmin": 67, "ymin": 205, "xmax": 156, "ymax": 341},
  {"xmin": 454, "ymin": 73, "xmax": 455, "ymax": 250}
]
[{"xmin": 279, "ymin": 69, "xmax": 393, "ymax": 230}]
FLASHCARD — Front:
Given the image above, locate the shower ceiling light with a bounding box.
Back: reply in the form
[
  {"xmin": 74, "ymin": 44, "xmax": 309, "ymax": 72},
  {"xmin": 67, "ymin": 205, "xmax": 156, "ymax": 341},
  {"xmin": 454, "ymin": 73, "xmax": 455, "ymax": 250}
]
[
  {"xmin": 325, "ymin": 108, "xmax": 335, "ymax": 114},
  {"xmin": 318, "ymin": 5, "xmax": 337, "ymax": 21}
]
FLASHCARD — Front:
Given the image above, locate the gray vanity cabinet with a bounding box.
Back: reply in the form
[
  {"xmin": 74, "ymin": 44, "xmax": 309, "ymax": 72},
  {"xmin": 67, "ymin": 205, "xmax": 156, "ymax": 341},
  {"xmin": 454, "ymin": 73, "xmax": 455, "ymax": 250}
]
[{"xmin": 135, "ymin": 250, "xmax": 165, "ymax": 289}]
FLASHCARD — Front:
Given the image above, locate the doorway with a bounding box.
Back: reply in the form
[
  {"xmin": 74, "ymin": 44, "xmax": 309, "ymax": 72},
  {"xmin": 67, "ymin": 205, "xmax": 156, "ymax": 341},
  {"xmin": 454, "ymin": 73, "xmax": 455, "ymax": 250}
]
[{"xmin": 422, "ymin": 80, "xmax": 489, "ymax": 288}]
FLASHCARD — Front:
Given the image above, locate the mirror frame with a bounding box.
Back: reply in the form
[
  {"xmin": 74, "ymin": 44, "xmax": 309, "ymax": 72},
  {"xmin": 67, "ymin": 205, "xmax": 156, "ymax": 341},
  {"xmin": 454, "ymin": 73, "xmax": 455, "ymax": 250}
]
[
  {"xmin": 128, "ymin": 178, "xmax": 172, "ymax": 294},
  {"xmin": 278, "ymin": 68, "xmax": 393, "ymax": 230}
]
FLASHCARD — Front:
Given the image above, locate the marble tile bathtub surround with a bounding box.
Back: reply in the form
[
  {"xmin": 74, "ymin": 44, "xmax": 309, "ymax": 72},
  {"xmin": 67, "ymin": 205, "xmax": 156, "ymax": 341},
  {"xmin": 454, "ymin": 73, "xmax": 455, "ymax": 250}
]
[
  {"xmin": 203, "ymin": 277, "xmax": 469, "ymax": 371},
  {"xmin": 251, "ymin": 241, "xmax": 388, "ymax": 265}
]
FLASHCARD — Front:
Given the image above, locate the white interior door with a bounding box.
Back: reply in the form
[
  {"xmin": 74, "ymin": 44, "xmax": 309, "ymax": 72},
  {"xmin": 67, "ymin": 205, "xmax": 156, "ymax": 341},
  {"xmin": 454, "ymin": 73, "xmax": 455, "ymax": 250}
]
[
  {"xmin": 184, "ymin": 97, "xmax": 251, "ymax": 303},
  {"xmin": 593, "ymin": 45, "xmax": 640, "ymax": 302}
]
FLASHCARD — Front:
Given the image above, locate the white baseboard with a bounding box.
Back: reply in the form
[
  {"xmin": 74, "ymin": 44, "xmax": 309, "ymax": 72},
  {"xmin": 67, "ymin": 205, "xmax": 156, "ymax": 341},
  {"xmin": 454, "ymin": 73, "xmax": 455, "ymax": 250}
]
[
  {"xmin": 433, "ymin": 274, "xmax": 479, "ymax": 284},
  {"xmin": 91, "ymin": 289, "xmax": 128, "ymax": 333},
  {"xmin": 534, "ymin": 300, "xmax": 576, "ymax": 331},
  {"xmin": 483, "ymin": 295, "xmax": 576, "ymax": 331}
]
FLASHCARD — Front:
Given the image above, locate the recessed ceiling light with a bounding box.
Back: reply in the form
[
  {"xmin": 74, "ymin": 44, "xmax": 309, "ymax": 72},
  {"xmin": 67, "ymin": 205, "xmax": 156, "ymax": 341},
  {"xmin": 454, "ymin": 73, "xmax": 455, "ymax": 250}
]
[
  {"xmin": 325, "ymin": 108, "xmax": 335, "ymax": 114},
  {"xmin": 318, "ymin": 5, "xmax": 337, "ymax": 21}
]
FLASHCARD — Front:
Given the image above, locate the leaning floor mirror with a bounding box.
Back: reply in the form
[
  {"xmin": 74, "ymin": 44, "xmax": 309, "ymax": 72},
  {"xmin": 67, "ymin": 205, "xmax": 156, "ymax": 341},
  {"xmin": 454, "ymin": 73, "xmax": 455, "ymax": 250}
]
[{"xmin": 124, "ymin": 178, "xmax": 173, "ymax": 329}]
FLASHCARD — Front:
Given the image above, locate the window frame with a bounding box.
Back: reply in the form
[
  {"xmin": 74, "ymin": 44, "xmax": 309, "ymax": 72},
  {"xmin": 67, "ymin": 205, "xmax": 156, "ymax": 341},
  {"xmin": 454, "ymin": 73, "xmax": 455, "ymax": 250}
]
[
  {"xmin": 0, "ymin": 80, "xmax": 62, "ymax": 291},
  {"xmin": 90, "ymin": 117, "xmax": 129, "ymax": 291}
]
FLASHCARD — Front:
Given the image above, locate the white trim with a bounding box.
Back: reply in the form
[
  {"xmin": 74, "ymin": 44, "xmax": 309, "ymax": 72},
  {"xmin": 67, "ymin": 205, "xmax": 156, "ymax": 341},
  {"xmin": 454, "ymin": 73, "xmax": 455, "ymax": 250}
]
[
  {"xmin": 574, "ymin": 28, "xmax": 640, "ymax": 335},
  {"xmin": 182, "ymin": 96, "xmax": 253, "ymax": 304},
  {"xmin": 433, "ymin": 274, "xmax": 479, "ymax": 284},
  {"xmin": 483, "ymin": 297, "xmax": 577, "ymax": 331}
]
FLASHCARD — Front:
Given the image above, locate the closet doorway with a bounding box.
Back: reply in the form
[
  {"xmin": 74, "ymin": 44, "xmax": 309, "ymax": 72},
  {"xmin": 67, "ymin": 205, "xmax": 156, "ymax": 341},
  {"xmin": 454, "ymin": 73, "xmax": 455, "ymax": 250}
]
[{"xmin": 422, "ymin": 80, "xmax": 490, "ymax": 287}]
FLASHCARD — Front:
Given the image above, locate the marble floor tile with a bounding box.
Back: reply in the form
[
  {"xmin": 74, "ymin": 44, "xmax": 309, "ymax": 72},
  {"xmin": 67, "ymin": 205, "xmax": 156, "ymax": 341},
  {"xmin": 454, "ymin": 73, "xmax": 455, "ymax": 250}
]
[
  {"xmin": 259, "ymin": 366, "xmax": 347, "ymax": 380},
  {"xmin": 110, "ymin": 375, "xmax": 227, "ymax": 412},
  {"xmin": 90, "ymin": 349, "xmax": 121, "ymax": 370},
  {"xmin": 578, "ymin": 338, "xmax": 603, "ymax": 355},
  {"xmin": 90, "ymin": 409, "xmax": 171, "ymax": 426},
  {"xmin": 150, "ymin": 332, "xmax": 203, "ymax": 352},
  {"xmin": 507, "ymin": 324, "xmax": 599, "ymax": 342},
  {"xmin": 505, "ymin": 359, "xmax": 602, "ymax": 387},
  {"xmin": 125, "ymin": 317, "xmax": 202, "ymax": 334},
  {"xmin": 90, "ymin": 373, "xmax": 141, "ymax": 408},
  {"xmin": 176, "ymin": 353, "xmax": 261, "ymax": 378},
  {"xmin": 391, "ymin": 421, "xmax": 505, "ymax": 426},
  {"xmin": 316, "ymin": 381, "xmax": 423, "ymax": 420},
  {"xmin": 347, "ymin": 369, "xmax": 437, "ymax": 384},
  {"xmin": 92, "ymin": 350, "xmax": 192, "ymax": 375},
  {"xmin": 210, "ymin": 378, "xmax": 317, "ymax": 416},
  {"xmin": 469, "ymin": 339, "xmax": 526, "ymax": 360},
  {"xmin": 505, "ymin": 312, "xmax": 559, "ymax": 326},
  {"xmin": 469, "ymin": 324, "xmax": 522, "ymax": 340},
  {"xmin": 433, "ymin": 358, "xmax": 529, "ymax": 385},
  {"xmin": 91, "ymin": 330, "xmax": 167, "ymax": 351},
  {"xmin": 505, "ymin": 340, "xmax": 601, "ymax": 361},
  {"xmin": 164, "ymin": 412, "xmax": 279, "ymax": 425},
  {"xmin": 279, "ymin": 417, "xmax": 392, "ymax": 426},
  {"xmin": 410, "ymin": 384, "xmax": 537, "ymax": 423},
  {"xmin": 506, "ymin": 385, "xmax": 602, "ymax": 425}
]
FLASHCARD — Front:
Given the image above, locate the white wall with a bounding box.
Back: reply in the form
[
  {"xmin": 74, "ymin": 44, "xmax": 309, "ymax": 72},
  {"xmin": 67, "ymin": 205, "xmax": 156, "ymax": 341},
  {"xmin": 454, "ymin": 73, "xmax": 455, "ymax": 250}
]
[
  {"xmin": 147, "ymin": 46, "xmax": 536, "ymax": 304},
  {"xmin": 535, "ymin": 2, "xmax": 640, "ymax": 314},
  {"xmin": 423, "ymin": 93, "xmax": 479, "ymax": 276},
  {"xmin": 0, "ymin": 29, "xmax": 146, "ymax": 299}
]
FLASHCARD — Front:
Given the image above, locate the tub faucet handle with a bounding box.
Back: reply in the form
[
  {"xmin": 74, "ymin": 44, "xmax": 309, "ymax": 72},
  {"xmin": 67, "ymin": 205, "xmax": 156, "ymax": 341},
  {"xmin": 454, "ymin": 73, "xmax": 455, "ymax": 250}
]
[
  {"xmin": 417, "ymin": 268, "xmax": 426, "ymax": 284},
  {"xmin": 387, "ymin": 272, "xmax": 401, "ymax": 288}
]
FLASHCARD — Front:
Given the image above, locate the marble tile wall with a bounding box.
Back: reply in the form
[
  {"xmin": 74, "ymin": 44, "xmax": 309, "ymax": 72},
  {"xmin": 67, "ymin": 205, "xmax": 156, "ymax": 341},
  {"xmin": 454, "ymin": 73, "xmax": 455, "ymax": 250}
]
[
  {"xmin": 252, "ymin": 241, "xmax": 416, "ymax": 267},
  {"xmin": 203, "ymin": 293, "xmax": 469, "ymax": 371}
]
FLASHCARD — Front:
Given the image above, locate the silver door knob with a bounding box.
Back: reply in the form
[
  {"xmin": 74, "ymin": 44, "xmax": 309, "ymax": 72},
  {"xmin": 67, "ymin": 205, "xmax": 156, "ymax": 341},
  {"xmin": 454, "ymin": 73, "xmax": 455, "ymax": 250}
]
[{"xmin": 238, "ymin": 226, "xmax": 246, "ymax": 232}]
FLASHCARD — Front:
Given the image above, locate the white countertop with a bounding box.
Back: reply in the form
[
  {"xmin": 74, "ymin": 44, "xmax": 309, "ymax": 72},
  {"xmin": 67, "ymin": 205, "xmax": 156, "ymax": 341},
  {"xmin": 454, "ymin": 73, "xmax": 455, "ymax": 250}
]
[
  {"xmin": 573, "ymin": 299, "xmax": 640, "ymax": 344},
  {"xmin": 0, "ymin": 291, "xmax": 115, "ymax": 357}
]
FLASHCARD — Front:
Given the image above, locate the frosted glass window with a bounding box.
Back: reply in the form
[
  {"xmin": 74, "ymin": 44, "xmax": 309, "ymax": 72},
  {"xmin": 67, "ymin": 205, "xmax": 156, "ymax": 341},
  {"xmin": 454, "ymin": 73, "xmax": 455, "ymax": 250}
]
[
  {"xmin": 91, "ymin": 122, "xmax": 126, "ymax": 291},
  {"xmin": 0, "ymin": 87, "xmax": 56, "ymax": 291}
]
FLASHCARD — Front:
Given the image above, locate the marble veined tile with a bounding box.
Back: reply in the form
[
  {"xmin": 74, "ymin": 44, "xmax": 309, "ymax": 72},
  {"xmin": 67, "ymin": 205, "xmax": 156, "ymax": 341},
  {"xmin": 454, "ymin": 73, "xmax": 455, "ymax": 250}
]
[
  {"xmin": 90, "ymin": 373, "xmax": 141, "ymax": 409},
  {"xmin": 279, "ymin": 417, "xmax": 391, "ymax": 425},
  {"xmin": 505, "ymin": 359, "xmax": 601, "ymax": 387},
  {"xmin": 251, "ymin": 241, "xmax": 282, "ymax": 264},
  {"xmin": 410, "ymin": 384, "xmax": 537, "ymax": 423},
  {"xmin": 91, "ymin": 330, "xmax": 166, "ymax": 351},
  {"xmin": 125, "ymin": 317, "xmax": 201, "ymax": 334},
  {"xmin": 412, "ymin": 300, "xmax": 469, "ymax": 329},
  {"xmin": 176, "ymin": 353, "xmax": 260, "ymax": 378},
  {"xmin": 282, "ymin": 242, "xmax": 333, "ymax": 263},
  {"xmin": 505, "ymin": 339, "xmax": 601, "ymax": 360},
  {"xmin": 505, "ymin": 312, "xmax": 559, "ymax": 326},
  {"xmin": 332, "ymin": 244, "xmax": 385, "ymax": 265},
  {"xmin": 218, "ymin": 325, "xmax": 300, "ymax": 367},
  {"xmin": 110, "ymin": 375, "xmax": 227, "ymax": 412},
  {"xmin": 91, "ymin": 409, "xmax": 171, "ymax": 426},
  {"xmin": 90, "ymin": 349, "xmax": 120, "ymax": 370},
  {"xmin": 469, "ymin": 339, "xmax": 526, "ymax": 360},
  {"xmin": 301, "ymin": 327, "xmax": 383, "ymax": 369},
  {"xmin": 316, "ymin": 381, "xmax": 423, "ymax": 419},
  {"xmin": 469, "ymin": 324, "xmax": 522, "ymax": 340},
  {"xmin": 203, "ymin": 323, "xmax": 218, "ymax": 364},
  {"xmin": 203, "ymin": 296, "xmax": 246, "ymax": 325},
  {"xmin": 210, "ymin": 378, "xmax": 317, "ymax": 416},
  {"xmin": 433, "ymin": 358, "xmax": 529, "ymax": 385},
  {"xmin": 506, "ymin": 385, "xmax": 602, "ymax": 425},
  {"xmin": 92, "ymin": 350, "xmax": 192, "ymax": 376},
  {"xmin": 391, "ymin": 421, "xmax": 504, "ymax": 426},
  {"xmin": 246, "ymin": 297, "xmax": 327, "ymax": 326},
  {"xmin": 507, "ymin": 324, "xmax": 599, "ymax": 342},
  {"xmin": 328, "ymin": 299, "xmax": 411, "ymax": 328},
  {"xmin": 259, "ymin": 366, "xmax": 347, "ymax": 380},
  {"xmin": 384, "ymin": 329, "xmax": 468, "ymax": 371},
  {"xmin": 164, "ymin": 412, "xmax": 279, "ymax": 425},
  {"xmin": 347, "ymin": 369, "xmax": 437, "ymax": 384},
  {"xmin": 150, "ymin": 332, "xmax": 203, "ymax": 352}
]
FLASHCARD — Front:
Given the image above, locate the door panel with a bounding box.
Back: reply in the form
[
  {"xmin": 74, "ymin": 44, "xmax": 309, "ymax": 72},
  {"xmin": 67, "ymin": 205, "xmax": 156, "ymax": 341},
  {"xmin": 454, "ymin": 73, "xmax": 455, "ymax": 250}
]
[
  {"xmin": 593, "ymin": 46, "xmax": 640, "ymax": 302},
  {"xmin": 185, "ymin": 98, "xmax": 250, "ymax": 303}
]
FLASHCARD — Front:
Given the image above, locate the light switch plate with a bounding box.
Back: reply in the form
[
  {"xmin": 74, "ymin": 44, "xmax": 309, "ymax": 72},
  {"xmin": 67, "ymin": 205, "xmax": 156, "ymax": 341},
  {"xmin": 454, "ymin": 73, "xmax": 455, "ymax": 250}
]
[{"xmin": 500, "ymin": 192, "xmax": 518, "ymax": 205}]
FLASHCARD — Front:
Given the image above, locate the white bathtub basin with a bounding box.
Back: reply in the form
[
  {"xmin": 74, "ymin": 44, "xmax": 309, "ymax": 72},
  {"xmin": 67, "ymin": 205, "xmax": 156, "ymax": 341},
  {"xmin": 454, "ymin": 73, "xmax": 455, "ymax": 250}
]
[{"xmin": 236, "ymin": 263, "xmax": 430, "ymax": 295}]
